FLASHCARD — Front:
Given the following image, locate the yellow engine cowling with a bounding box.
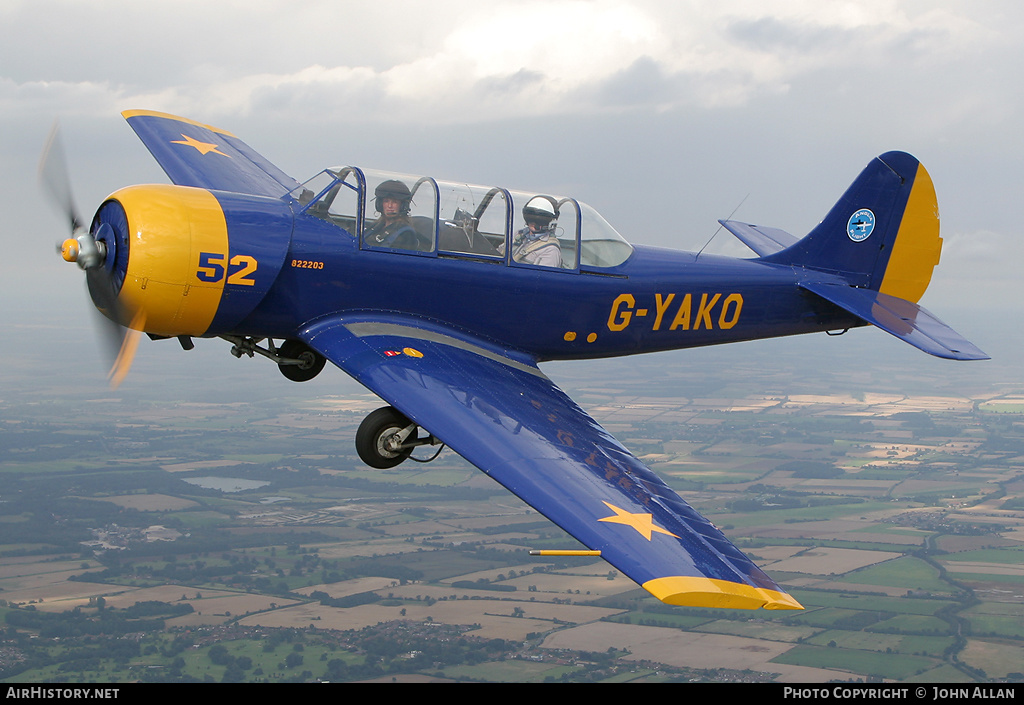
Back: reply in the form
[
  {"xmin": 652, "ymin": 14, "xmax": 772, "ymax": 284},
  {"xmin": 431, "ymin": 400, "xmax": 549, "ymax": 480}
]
[{"xmin": 93, "ymin": 183, "xmax": 291, "ymax": 338}]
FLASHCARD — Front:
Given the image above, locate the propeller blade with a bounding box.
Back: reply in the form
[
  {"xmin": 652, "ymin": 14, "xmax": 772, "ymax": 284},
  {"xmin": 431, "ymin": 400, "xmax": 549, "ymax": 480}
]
[
  {"xmin": 109, "ymin": 311, "xmax": 145, "ymax": 389},
  {"xmin": 38, "ymin": 121, "xmax": 82, "ymax": 233},
  {"xmin": 86, "ymin": 267, "xmax": 138, "ymax": 388},
  {"xmin": 46, "ymin": 120, "xmax": 144, "ymax": 388}
]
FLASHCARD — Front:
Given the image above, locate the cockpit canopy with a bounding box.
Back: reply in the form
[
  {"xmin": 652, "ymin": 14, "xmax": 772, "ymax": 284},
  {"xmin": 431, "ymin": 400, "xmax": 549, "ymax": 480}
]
[{"xmin": 290, "ymin": 167, "xmax": 633, "ymax": 269}]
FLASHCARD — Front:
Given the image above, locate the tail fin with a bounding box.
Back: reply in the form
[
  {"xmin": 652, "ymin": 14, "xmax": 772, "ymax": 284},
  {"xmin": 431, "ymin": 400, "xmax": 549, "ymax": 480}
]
[
  {"xmin": 766, "ymin": 152, "xmax": 986, "ymax": 361},
  {"xmin": 764, "ymin": 151, "xmax": 941, "ymax": 304}
]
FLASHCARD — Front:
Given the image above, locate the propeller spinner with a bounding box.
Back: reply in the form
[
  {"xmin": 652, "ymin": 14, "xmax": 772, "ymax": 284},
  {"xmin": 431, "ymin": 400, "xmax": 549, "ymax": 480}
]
[{"xmin": 40, "ymin": 122, "xmax": 143, "ymax": 388}]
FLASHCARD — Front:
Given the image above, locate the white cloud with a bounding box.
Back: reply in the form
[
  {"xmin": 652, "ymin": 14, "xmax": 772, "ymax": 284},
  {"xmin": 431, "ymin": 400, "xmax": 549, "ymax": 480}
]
[{"xmin": 2, "ymin": 1, "xmax": 1011, "ymax": 125}]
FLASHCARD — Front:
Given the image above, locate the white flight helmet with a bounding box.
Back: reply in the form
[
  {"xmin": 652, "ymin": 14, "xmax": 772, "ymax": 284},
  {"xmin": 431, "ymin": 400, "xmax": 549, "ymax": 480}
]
[{"xmin": 522, "ymin": 196, "xmax": 557, "ymax": 233}]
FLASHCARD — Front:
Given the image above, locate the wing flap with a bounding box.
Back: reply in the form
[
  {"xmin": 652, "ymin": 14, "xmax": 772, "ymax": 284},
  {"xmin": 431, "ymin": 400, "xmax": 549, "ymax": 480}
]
[
  {"xmin": 301, "ymin": 314, "xmax": 801, "ymax": 610},
  {"xmin": 800, "ymin": 281, "xmax": 989, "ymax": 360},
  {"xmin": 122, "ymin": 110, "xmax": 300, "ymax": 197}
]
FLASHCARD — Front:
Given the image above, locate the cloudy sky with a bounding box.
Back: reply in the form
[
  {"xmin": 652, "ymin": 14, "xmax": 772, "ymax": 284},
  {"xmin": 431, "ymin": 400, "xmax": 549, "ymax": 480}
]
[{"xmin": 2, "ymin": 0, "xmax": 1021, "ymax": 391}]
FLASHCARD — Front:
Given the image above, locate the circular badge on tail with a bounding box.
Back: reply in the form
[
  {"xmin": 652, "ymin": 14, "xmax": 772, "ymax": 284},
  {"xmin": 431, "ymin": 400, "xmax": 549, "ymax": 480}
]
[{"xmin": 847, "ymin": 209, "xmax": 875, "ymax": 242}]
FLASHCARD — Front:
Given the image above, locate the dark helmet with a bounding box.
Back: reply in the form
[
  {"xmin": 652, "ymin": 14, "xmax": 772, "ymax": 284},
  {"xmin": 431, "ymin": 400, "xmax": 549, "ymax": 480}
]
[
  {"xmin": 374, "ymin": 179, "xmax": 412, "ymax": 215},
  {"xmin": 523, "ymin": 196, "xmax": 557, "ymax": 232}
]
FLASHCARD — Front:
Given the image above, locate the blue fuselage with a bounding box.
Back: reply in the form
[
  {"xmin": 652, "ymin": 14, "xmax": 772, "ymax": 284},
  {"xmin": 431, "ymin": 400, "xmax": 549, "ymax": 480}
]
[{"xmin": 224, "ymin": 203, "xmax": 860, "ymax": 361}]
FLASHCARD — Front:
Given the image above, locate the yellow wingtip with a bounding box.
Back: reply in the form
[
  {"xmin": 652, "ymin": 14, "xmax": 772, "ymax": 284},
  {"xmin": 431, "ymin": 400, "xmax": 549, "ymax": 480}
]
[
  {"xmin": 120, "ymin": 109, "xmax": 237, "ymax": 138},
  {"xmin": 643, "ymin": 576, "xmax": 803, "ymax": 610}
]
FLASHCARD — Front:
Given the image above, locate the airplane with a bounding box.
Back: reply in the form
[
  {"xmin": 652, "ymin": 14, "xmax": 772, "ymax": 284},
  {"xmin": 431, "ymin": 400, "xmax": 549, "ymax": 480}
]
[{"xmin": 45, "ymin": 109, "xmax": 988, "ymax": 612}]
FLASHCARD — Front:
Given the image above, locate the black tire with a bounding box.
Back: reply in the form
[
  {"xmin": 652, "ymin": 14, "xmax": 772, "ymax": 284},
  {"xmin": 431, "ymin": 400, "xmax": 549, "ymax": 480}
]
[
  {"xmin": 278, "ymin": 340, "xmax": 326, "ymax": 382},
  {"xmin": 356, "ymin": 406, "xmax": 415, "ymax": 469}
]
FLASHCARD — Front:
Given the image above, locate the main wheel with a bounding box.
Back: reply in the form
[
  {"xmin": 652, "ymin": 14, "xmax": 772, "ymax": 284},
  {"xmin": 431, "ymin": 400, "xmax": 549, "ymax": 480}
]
[
  {"xmin": 277, "ymin": 340, "xmax": 326, "ymax": 382},
  {"xmin": 356, "ymin": 406, "xmax": 415, "ymax": 469}
]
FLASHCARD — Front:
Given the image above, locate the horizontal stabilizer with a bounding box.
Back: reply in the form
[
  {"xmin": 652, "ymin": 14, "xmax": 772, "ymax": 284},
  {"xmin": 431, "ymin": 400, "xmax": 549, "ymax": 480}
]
[
  {"xmin": 719, "ymin": 220, "xmax": 799, "ymax": 257},
  {"xmin": 800, "ymin": 281, "xmax": 988, "ymax": 361}
]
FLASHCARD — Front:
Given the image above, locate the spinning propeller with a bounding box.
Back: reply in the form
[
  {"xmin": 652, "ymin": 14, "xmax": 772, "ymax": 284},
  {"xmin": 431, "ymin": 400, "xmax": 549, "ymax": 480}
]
[{"xmin": 40, "ymin": 123, "xmax": 143, "ymax": 388}]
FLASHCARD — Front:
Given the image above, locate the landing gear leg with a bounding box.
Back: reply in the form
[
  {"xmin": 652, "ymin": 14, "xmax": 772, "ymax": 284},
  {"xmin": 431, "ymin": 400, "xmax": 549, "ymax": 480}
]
[
  {"xmin": 355, "ymin": 406, "xmax": 442, "ymax": 469},
  {"xmin": 277, "ymin": 340, "xmax": 326, "ymax": 382},
  {"xmin": 221, "ymin": 336, "xmax": 326, "ymax": 382}
]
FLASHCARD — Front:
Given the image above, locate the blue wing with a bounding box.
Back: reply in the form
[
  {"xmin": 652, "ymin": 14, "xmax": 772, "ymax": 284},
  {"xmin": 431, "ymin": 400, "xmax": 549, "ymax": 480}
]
[
  {"xmin": 300, "ymin": 314, "xmax": 802, "ymax": 610},
  {"xmin": 122, "ymin": 110, "xmax": 300, "ymax": 198}
]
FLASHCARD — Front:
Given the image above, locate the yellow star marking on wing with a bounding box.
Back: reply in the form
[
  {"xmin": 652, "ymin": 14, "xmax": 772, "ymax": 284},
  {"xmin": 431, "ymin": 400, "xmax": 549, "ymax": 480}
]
[
  {"xmin": 598, "ymin": 501, "xmax": 679, "ymax": 541},
  {"xmin": 171, "ymin": 134, "xmax": 229, "ymax": 157}
]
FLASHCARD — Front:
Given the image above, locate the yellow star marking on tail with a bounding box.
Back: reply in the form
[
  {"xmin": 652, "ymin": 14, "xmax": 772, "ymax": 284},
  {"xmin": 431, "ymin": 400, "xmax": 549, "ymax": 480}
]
[
  {"xmin": 171, "ymin": 134, "xmax": 229, "ymax": 157},
  {"xmin": 598, "ymin": 501, "xmax": 679, "ymax": 541}
]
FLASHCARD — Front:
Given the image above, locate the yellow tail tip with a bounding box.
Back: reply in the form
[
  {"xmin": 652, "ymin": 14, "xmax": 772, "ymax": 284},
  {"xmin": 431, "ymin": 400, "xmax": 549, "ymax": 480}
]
[{"xmin": 878, "ymin": 162, "xmax": 942, "ymax": 304}]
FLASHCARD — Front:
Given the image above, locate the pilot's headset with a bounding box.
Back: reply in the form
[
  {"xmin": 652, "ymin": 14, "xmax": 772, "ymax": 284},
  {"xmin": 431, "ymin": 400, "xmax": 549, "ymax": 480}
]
[
  {"xmin": 523, "ymin": 196, "xmax": 558, "ymax": 235},
  {"xmin": 374, "ymin": 180, "xmax": 412, "ymax": 216}
]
